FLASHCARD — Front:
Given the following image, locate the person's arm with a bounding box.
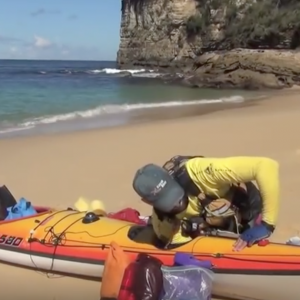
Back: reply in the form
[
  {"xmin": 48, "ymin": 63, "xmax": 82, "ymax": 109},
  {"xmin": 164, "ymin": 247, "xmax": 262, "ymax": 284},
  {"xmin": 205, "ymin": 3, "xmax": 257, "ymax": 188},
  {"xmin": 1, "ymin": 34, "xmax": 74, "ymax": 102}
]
[{"xmin": 189, "ymin": 157, "xmax": 280, "ymax": 226}]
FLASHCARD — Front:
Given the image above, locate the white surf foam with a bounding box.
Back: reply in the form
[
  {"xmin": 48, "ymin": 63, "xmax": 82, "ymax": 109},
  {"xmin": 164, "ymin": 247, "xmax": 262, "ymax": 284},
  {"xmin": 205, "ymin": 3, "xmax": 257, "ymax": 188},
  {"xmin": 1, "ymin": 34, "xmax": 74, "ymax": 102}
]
[
  {"xmin": 132, "ymin": 72, "xmax": 161, "ymax": 78},
  {"xmin": 89, "ymin": 68, "xmax": 151, "ymax": 75},
  {"xmin": 0, "ymin": 125, "xmax": 35, "ymax": 134},
  {"xmin": 0, "ymin": 95, "xmax": 244, "ymax": 135},
  {"xmin": 87, "ymin": 68, "xmax": 161, "ymax": 78}
]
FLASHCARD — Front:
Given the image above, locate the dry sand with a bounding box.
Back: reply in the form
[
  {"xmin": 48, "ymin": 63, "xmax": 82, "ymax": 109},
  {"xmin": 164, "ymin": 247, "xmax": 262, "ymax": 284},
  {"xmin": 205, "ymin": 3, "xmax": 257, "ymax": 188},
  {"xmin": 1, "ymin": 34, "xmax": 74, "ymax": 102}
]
[{"xmin": 0, "ymin": 92, "xmax": 299, "ymax": 299}]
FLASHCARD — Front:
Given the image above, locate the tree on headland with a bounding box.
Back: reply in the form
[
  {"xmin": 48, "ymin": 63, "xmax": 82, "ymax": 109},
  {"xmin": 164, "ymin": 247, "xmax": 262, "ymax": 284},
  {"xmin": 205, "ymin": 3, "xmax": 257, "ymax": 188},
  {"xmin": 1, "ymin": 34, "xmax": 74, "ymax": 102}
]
[{"xmin": 186, "ymin": 0, "xmax": 300, "ymax": 49}]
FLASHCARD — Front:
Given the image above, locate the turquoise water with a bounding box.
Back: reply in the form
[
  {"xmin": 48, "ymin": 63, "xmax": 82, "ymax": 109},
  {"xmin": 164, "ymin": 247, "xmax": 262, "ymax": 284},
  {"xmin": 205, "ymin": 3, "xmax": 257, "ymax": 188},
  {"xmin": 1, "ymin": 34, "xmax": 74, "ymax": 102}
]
[{"xmin": 0, "ymin": 59, "xmax": 265, "ymax": 138}]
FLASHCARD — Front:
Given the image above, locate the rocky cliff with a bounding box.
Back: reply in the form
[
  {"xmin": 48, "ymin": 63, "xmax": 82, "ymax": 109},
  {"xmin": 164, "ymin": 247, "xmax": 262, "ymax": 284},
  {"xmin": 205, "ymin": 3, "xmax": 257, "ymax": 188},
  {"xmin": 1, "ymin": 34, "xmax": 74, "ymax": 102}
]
[
  {"xmin": 117, "ymin": 0, "xmax": 198, "ymax": 68},
  {"xmin": 117, "ymin": 0, "xmax": 300, "ymax": 88}
]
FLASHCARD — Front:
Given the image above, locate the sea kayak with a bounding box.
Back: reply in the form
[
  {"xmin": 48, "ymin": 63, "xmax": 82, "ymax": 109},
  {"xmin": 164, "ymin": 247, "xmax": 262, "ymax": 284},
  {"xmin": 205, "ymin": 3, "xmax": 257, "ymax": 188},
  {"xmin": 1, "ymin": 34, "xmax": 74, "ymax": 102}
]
[{"xmin": 0, "ymin": 207, "xmax": 299, "ymax": 300}]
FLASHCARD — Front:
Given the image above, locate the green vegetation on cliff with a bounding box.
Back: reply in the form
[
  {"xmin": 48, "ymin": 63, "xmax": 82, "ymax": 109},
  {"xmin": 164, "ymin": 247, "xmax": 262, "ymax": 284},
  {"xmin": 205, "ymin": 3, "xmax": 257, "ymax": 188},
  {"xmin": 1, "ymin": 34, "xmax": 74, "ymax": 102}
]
[{"xmin": 186, "ymin": 0, "xmax": 300, "ymax": 49}]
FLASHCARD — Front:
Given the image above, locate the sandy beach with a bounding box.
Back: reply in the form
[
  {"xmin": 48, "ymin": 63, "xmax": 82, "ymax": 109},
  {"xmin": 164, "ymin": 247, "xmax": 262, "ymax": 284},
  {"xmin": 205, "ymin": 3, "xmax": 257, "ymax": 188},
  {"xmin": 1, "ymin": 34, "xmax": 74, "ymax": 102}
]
[{"xmin": 0, "ymin": 92, "xmax": 299, "ymax": 300}]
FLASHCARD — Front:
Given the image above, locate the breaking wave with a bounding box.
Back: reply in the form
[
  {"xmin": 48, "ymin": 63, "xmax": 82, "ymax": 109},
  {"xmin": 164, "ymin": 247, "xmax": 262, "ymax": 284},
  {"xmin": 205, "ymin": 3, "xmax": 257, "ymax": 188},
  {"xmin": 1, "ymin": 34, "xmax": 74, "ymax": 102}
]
[
  {"xmin": 0, "ymin": 96, "xmax": 244, "ymax": 135},
  {"xmin": 1, "ymin": 67, "xmax": 159, "ymax": 77}
]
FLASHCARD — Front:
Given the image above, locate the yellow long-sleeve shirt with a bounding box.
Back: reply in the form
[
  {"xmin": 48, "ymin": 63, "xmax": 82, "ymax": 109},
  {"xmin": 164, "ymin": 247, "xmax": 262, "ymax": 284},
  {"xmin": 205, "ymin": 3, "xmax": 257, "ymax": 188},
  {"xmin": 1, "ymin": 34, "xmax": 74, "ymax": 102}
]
[
  {"xmin": 186, "ymin": 156, "xmax": 280, "ymax": 225},
  {"xmin": 151, "ymin": 156, "xmax": 280, "ymax": 245}
]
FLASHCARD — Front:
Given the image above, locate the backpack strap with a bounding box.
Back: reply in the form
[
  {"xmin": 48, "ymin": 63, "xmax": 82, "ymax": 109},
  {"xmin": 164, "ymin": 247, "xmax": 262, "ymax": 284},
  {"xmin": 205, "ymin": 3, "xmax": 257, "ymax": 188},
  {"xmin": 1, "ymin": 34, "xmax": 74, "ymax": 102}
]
[{"xmin": 162, "ymin": 155, "xmax": 217, "ymax": 209}]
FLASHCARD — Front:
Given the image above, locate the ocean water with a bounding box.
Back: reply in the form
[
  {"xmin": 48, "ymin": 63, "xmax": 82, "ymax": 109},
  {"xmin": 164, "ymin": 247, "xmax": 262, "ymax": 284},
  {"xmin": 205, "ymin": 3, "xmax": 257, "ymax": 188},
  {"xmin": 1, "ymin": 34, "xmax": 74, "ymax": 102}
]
[{"xmin": 0, "ymin": 60, "xmax": 266, "ymax": 138}]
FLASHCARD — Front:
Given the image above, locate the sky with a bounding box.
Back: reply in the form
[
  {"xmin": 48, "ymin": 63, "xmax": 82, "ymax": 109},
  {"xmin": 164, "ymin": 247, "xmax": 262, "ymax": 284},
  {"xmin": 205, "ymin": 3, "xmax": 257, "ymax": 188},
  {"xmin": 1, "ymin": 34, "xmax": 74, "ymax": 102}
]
[{"xmin": 0, "ymin": 0, "xmax": 121, "ymax": 60}]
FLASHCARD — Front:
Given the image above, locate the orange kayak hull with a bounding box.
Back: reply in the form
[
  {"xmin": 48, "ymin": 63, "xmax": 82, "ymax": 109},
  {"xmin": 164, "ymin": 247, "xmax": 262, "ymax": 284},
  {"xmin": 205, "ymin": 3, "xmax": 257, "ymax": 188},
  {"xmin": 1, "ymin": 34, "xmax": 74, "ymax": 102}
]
[{"xmin": 0, "ymin": 207, "xmax": 299, "ymax": 299}]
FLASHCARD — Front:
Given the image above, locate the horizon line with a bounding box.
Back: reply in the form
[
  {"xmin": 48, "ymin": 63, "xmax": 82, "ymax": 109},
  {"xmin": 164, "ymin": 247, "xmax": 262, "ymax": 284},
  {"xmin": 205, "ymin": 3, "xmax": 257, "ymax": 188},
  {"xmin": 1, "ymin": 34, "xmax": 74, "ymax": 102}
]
[{"xmin": 0, "ymin": 58, "xmax": 117, "ymax": 62}]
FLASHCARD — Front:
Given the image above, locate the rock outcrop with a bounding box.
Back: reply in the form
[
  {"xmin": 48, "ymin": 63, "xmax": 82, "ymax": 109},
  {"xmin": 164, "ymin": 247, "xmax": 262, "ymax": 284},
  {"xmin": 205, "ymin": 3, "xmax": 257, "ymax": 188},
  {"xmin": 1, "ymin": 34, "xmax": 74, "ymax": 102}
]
[
  {"xmin": 186, "ymin": 49, "xmax": 300, "ymax": 89},
  {"xmin": 117, "ymin": 0, "xmax": 300, "ymax": 88}
]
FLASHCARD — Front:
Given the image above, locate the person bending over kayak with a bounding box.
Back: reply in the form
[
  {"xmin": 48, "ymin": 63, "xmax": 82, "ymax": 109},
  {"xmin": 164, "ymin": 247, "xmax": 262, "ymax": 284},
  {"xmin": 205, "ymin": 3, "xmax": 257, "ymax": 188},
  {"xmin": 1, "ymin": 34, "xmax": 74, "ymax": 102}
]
[{"xmin": 132, "ymin": 156, "xmax": 279, "ymax": 251}]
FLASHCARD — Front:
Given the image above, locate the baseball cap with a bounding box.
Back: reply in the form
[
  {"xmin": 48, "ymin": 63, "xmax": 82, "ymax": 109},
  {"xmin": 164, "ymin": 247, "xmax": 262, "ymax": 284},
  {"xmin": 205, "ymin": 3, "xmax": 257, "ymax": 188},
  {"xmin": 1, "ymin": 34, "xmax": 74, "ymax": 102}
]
[{"xmin": 132, "ymin": 163, "xmax": 184, "ymax": 213}]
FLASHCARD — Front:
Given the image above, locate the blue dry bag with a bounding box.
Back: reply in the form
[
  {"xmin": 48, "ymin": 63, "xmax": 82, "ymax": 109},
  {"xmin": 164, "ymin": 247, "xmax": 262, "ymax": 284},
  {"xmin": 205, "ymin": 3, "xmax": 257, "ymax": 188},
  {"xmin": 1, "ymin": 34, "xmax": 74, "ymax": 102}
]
[{"xmin": 5, "ymin": 197, "xmax": 37, "ymax": 220}]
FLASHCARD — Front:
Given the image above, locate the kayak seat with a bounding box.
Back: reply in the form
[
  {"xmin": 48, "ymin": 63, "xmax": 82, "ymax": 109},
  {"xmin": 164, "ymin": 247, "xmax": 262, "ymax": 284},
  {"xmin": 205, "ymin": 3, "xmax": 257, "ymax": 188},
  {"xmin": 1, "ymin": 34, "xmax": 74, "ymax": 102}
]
[{"xmin": 0, "ymin": 185, "xmax": 17, "ymax": 220}]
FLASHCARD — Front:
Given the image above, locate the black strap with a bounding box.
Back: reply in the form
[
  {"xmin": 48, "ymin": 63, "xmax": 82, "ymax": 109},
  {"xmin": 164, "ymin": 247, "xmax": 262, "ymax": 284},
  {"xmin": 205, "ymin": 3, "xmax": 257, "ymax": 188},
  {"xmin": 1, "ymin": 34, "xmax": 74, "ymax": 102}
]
[
  {"xmin": 163, "ymin": 155, "xmax": 217, "ymax": 209},
  {"xmin": 176, "ymin": 166, "xmax": 216, "ymax": 207},
  {"xmin": 174, "ymin": 165, "xmax": 201, "ymax": 196}
]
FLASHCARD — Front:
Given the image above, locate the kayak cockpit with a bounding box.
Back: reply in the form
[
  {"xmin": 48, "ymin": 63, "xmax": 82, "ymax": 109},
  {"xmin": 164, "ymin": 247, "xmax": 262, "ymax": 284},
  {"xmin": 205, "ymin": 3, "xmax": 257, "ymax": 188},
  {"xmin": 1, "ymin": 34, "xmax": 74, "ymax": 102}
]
[
  {"xmin": 126, "ymin": 223, "xmax": 246, "ymax": 250},
  {"xmin": 34, "ymin": 206, "xmax": 52, "ymax": 214},
  {"xmin": 128, "ymin": 225, "xmax": 156, "ymax": 243},
  {"xmin": 127, "ymin": 225, "xmax": 196, "ymax": 249}
]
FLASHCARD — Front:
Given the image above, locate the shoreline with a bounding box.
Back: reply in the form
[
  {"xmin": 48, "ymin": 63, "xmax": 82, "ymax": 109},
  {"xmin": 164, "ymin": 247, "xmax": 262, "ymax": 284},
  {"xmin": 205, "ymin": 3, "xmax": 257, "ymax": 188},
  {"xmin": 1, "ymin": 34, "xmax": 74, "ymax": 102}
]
[
  {"xmin": 0, "ymin": 92, "xmax": 273, "ymax": 140},
  {"xmin": 1, "ymin": 57, "xmax": 294, "ymax": 141}
]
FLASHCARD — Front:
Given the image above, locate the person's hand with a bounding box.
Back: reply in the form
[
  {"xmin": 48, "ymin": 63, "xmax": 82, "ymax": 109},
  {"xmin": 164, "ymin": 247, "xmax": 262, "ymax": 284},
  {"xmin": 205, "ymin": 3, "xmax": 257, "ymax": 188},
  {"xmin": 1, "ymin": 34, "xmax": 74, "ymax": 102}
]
[{"xmin": 233, "ymin": 223, "xmax": 273, "ymax": 251}]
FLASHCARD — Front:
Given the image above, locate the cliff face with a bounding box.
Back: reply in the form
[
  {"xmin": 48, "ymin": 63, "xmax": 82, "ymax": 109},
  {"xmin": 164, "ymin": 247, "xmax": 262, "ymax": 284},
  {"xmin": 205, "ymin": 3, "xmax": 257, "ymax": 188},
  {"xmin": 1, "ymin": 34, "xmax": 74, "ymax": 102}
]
[
  {"xmin": 117, "ymin": 0, "xmax": 300, "ymax": 69},
  {"xmin": 117, "ymin": 0, "xmax": 199, "ymax": 67}
]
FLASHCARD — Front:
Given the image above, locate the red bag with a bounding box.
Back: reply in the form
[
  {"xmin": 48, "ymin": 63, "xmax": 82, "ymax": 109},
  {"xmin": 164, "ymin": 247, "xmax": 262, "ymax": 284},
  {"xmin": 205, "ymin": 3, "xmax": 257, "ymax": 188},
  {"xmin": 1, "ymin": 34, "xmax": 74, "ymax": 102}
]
[
  {"xmin": 118, "ymin": 253, "xmax": 164, "ymax": 300},
  {"xmin": 108, "ymin": 208, "xmax": 146, "ymax": 225}
]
